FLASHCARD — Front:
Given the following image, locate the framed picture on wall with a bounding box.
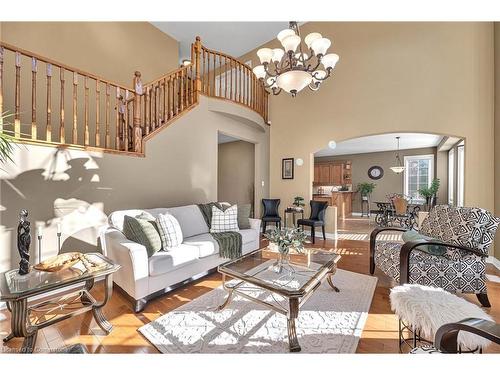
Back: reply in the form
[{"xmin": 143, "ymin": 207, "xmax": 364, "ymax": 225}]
[{"xmin": 282, "ymin": 158, "xmax": 294, "ymax": 179}]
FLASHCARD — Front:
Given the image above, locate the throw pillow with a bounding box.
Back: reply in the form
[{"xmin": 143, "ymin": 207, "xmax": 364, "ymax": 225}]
[
  {"xmin": 156, "ymin": 213, "xmax": 183, "ymax": 250},
  {"xmin": 122, "ymin": 215, "xmax": 162, "ymax": 257},
  {"xmin": 210, "ymin": 204, "xmax": 239, "ymax": 233},
  {"xmin": 237, "ymin": 203, "xmax": 252, "ymax": 229},
  {"xmin": 401, "ymin": 230, "xmax": 447, "ymax": 257}
]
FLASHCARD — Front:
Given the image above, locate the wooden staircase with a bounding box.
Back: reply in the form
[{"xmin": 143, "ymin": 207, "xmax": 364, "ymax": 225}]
[{"xmin": 0, "ymin": 37, "xmax": 269, "ymax": 157}]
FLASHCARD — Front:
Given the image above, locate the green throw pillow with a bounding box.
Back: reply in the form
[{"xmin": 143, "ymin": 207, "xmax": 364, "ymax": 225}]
[
  {"xmin": 123, "ymin": 215, "xmax": 162, "ymax": 257},
  {"xmin": 237, "ymin": 204, "xmax": 252, "ymax": 229},
  {"xmin": 401, "ymin": 230, "xmax": 447, "ymax": 257}
]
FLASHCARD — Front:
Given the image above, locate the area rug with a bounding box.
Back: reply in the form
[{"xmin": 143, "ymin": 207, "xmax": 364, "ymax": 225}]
[{"xmin": 139, "ymin": 269, "xmax": 377, "ymax": 353}]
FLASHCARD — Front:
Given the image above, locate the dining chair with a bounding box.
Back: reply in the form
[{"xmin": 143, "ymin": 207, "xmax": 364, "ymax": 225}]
[
  {"xmin": 261, "ymin": 199, "xmax": 282, "ymax": 233},
  {"xmin": 297, "ymin": 200, "xmax": 329, "ymax": 244}
]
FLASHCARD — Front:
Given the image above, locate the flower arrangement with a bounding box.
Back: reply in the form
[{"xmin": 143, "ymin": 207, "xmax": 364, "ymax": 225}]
[{"xmin": 264, "ymin": 227, "xmax": 308, "ymax": 255}]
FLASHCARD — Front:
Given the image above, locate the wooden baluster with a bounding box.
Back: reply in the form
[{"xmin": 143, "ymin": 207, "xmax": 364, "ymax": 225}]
[
  {"xmin": 247, "ymin": 69, "xmax": 250, "ymax": 106},
  {"xmin": 0, "ymin": 47, "xmax": 3, "ymax": 132},
  {"xmin": 144, "ymin": 86, "xmax": 150, "ymax": 132},
  {"xmin": 15, "ymin": 52, "xmax": 21, "ymax": 125},
  {"xmin": 223, "ymin": 55, "xmax": 227, "ymax": 99},
  {"xmin": 166, "ymin": 78, "xmax": 171, "ymax": 120},
  {"xmin": 239, "ymin": 63, "xmax": 242, "ymax": 104},
  {"xmin": 194, "ymin": 37, "xmax": 201, "ymax": 101},
  {"xmin": 31, "ymin": 57, "xmax": 37, "ymax": 140},
  {"xmin": 218, "ymin": 54, "xmax": 222, "ymax": 97},
  {"xmin": 84, "ymin": 76, "xmax": 89, "ymax": 146},
  {"xmin": 59, "ymin": 68, "xmax": 65, "ymax": 143},
  {"xmin": 162, "ymin": 79, "xmax": 167, "ymax": 123},
  {"xmin": 105, "ymin": 83, "xmax": 110, "ymax": 148},
  {"xmin": 115, "ymin": 87, "xmax": 120, "ymax": 149},
  {"xmin": 95, "ymin": 79, "xmax": 101, "ymax": 147},
  {"xmin": 207, "ymin": 51, "xmax": 210, "ymax": 97},
  {"xmin": 46, "ymin": 63, "xmax": 52, "ymax": 142},
  {"xmin": 72, "ymin": 73, "xmax": 78, "ymax": 144},
  {"xmin": 124, "ymin": 90, "xmax": 129, "ymax": 151},
  {"xmin": 132, "ymin": 71, "xmax": 143, "ymax": 153},
  {"xmin": 202, "ymin": 48, "xmax": 206, "ymax": 94},
  {"xmin": 212, "ymin": 53, "xmax": 216, "ymax": 97},
  {"xmin": 180, "ymin": 71, "xmax": 184, "ymax": 112},
  {"xmin": 152, "ymin": 84, "xmax": 156, "ymax": 130}
]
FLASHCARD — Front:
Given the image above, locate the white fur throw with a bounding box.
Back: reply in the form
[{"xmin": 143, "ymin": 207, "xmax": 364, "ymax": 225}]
[{"xmin": 390, "ymin": 284, "xmax": 494, "ymax": 350}]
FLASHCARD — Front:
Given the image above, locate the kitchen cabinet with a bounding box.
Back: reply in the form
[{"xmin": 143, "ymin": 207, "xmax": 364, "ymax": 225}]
[
  {"xmin": 312, "ymin": 192, "xmax": 354, "ymax": 219},
  {"xmin": 313, "ymin": 160, "xmax": 352, "ymax": 185}
]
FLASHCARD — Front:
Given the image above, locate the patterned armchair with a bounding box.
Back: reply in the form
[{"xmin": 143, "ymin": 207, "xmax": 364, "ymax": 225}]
[{"xmin": 370, "ymin": 205, "xmax": 500, "ymax": 307}]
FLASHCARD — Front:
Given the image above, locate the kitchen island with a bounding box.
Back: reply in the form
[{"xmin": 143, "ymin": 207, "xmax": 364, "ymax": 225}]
[{"xmin": 312, "ymin": 191, "xmax": 355, "ymax": 219}]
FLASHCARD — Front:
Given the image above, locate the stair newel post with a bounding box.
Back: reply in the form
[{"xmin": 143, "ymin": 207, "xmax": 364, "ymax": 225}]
[
  {"xmin": 132, "ymin": 71, "xmax": 143, "ymax": 153},
  {"xmin": 194, "ymin": 36, "xmax": 202, "ymax": 102}
]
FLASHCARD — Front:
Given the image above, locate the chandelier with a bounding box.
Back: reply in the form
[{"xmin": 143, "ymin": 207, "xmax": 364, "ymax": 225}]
[
  {"xmin": 252, "ymin": 22, "xmax": 339, "ymax": 97},
  {"xmin": 390, "ymin": 137, "xmax": 406, "ymax": 174}
]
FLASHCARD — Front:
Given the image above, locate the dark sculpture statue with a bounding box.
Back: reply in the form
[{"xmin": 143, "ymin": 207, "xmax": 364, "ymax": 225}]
[{"xmin": 17, "ymin": 209, "xmax": 31, "ymax": 275}]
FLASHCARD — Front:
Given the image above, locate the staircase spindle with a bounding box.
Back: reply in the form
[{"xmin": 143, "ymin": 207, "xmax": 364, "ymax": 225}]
[
  {"xmin": 31, "ymin": 57, "xmax": 37, "ymax": 140},
  {"xmin": 59, "ymin": 68, "xmax": 65, "ymax": 143},
  {"xmin": 180, "ymin": 71, "xmax": 184, "ymax": 112},
  {"xmin": 46, "ymin": 63, "xmax": 52, "ymax": 142},
  {"xmin": 124, "ymin": 90, "xmax": 129, "ymax": 151},
  {"xmin": 162, "ymin": 79, "xmax": 166, "ymax": 123},
  {"xmin": 72, "ymin": 72, "xmax": 78, "ymax": 144},
  {"xmin": 105, "ymin": 83, "xmax": 110, "ymax": 148},
  {"xmin": 84, "ymin": 76, "xmax": 89, "ymax": 146},
  {"xmin": 95, "ymin": 79, "xmax": 101, "ymax": 147},
  {"xmin": 115, "ymin": 87, "xmax": 120, "ymax": 150},
  {"xmin": 15, "ymin": 52, "xmax": 21, "ymax": 123}
]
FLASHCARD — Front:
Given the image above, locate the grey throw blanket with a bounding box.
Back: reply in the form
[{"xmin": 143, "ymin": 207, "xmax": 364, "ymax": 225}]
[{"xmin": 197, "ymin": 203, "xmax": 242, "ymax": 259}]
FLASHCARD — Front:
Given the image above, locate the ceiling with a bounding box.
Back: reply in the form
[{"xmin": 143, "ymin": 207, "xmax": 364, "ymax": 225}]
[
  {"xmin": 151, "ymin": 22, "xmax": 289, "ymax": 63},
  {"xmin": 314, "ymin": 133, "xmax": 443, "ymax": 157},
  {"xmin": 218, "ymin": 133, "xmax": 240, "ymax": 144}
]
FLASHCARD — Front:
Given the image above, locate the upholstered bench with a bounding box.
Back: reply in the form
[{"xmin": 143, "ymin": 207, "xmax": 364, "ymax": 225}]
[{"xmin": 390, "ymin": 284, "xmax": 494, "ymax": 352}]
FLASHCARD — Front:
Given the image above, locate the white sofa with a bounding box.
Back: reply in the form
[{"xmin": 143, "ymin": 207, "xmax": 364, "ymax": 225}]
[{"xmin": 100, "ymin": 204, "xmax": 261, "ymax": 312}]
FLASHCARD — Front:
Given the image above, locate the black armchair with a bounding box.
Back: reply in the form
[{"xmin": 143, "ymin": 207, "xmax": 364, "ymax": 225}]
[
  {"xmin": 297, "ymin": 200, "xmax": 328, "ymax": 244},
  {"xmin": 261, "ymin": 198, "xmax": 281, "ymax": 233}
]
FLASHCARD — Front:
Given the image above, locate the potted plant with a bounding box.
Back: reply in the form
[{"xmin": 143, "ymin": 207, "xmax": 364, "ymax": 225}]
[
  {"xmin": 418, "ymin": 178, "xmax": 440, "ymax": 211},
  {"xmin": 292, "ymin": 196, "xmax": 305, "ymax": 211},
  {"xmin": 0, "ymin": 112, "xmax": 15, "ymax": 165},
  {"xmin": 264, "ymin": 227, "xmax": 308, "ymax": 273},
  {"xmin": 358, "ymin": 182, "xmax": 376, "ymax": 201}
]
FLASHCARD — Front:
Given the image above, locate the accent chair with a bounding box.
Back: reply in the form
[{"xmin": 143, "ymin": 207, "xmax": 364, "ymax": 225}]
[
  {"xmin": 297, "ymin": 200, "xmax": 328, "ymax": 244},
  {"xmin": 261, "ymin": 198, "xmax": 282, "ymax": 233}
]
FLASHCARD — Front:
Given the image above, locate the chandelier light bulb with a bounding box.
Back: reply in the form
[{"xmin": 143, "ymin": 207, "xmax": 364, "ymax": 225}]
[
  {"xmin": 272, "ymin": 48, "xmax": 285, "ymax": 62},
  {"xmin": 322, "ymin": 53, "xmax": 340, "ymax": 70},
  {"xmin": 281, "ymin": 34, "xmax": 301, "ymax": 53},
  {"xmin": 252, "ymin": 65, "xmax": 266, "ymax": 79},
  {"xmin": 277, "ymin": 28, "xmax": 296, "ymax": 42},
  {"xmin": 305, "ymin": 32, "xmax": 322, "ymax": 49},
  {"xmin": 257, "ymin": 48, "xmax": 274, "ymax": 64},
  {"xmin": 311, "ymin": 37, "xmax": 331, "ymax": 56}
]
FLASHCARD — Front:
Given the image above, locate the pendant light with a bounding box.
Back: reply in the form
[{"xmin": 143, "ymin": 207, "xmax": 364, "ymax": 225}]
[{"xmin": 390, "ymin": 136, "xmax": 405, "ymax": 174}]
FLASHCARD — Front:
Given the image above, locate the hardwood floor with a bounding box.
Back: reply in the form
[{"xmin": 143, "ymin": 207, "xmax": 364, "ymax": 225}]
[{"xmin": 1, "ymin": 215, "xmax": 499, "ymax": 354}]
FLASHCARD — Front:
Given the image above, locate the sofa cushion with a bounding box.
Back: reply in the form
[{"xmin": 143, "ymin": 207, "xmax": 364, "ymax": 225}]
[
  {"xmin": 156, "ymin": 213, "xmax": 183, "ymax": 250},
  {"xmin": 237, "ymin": 204, "xmax": 252, "ymax": 229},
  {"xmin": 210, "ymin": 205, "xmax": 239, "ymax": 233},
  {"xmin": 183, "ymin": 233, "xmax": 220, "ymax": 258},
  {"xmin": 239, "ymin": 228, "xmax": 259, "ymax": 245},
  {"xmin": 165, "ymin": 205, "xmax": 209, "ymax": 238},
  {"xmin": 122, "ymin": 215, "xmax": 162, "ymax": 257},
  {"xmin": 148, "ymin": 244, "xmax": 199, "ymax": 277}
]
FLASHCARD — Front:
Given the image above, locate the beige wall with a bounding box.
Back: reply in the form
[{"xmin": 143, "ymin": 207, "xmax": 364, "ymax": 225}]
[
  {"xmin": 218, "ymin": 140, "xmax": 255, "ymax": 213},
  {"xmin": 315, "ymin": 147, "xmax": 438, "ymax": 212},
  {"xmin": 0, "ymin": 97, "xmax": 270, "ymax": 271},
  {"xmin": 1, "ymin": 22, "xmax": 179, "ymax": 86},
  {"xmin": 241, "ymin": 22, "xmax": 496, "ymax": 253}
]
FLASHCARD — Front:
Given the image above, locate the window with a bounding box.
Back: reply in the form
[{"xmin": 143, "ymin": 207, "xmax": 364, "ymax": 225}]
[
  {"xmin": 448, "ymin": 148, "xmax": 455, "ymax": 205},
  {"xmin": 403, "ymin": 154, "xmax": 434, "ymax": 202}
]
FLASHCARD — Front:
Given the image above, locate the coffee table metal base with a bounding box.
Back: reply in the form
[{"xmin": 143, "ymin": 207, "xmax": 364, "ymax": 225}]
[{"xmin": 217, "ymin": 267, "xmax": 340, "ymax": 352}]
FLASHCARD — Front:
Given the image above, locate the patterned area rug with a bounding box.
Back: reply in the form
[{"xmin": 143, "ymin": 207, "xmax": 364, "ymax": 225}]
[{"xmin": 139, "ymin": 269, "xmax": 377, "ymax": 353}]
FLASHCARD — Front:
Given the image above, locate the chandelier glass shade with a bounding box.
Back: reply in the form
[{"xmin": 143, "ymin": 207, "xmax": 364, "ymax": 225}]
[
  {"xmin": 253, "ymin": 22, "xmax": 339, "ymax": 97},
  {"xmin": 390, "ymin": 137, "xmax": 406, "ymax": 174}
]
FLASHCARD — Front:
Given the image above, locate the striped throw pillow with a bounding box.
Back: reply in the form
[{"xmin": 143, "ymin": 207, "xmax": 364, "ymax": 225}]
[
  {"xmin": 210, "ymin": 204, "xmax": 239, "ymax": 233},
  {"xmin": 156, "ymin": 213, "xmax": 183, "ymax": 250}
]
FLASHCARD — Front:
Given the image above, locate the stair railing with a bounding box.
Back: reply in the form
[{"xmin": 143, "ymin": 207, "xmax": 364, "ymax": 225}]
[{"xmin": 0, "ymin": 37, "xmax": 269, "ymax": 156}]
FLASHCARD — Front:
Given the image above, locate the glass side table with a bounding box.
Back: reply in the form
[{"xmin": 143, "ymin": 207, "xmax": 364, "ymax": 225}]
[
  {"xmin": 0, "ymin": 253, "xmax": 120, "ymax": 353},
  {"xmin": 284, "ymin": 207, "xmax": 304, "ymax": 228}
]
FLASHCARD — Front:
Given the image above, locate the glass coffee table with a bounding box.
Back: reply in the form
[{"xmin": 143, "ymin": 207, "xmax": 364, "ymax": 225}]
[
  {"xmin": 0, "ymin": 253, "xmax": 120, "ymax": 353},
  {"xmin": 217, "ymin": 247, "xmax": 341, "ymax": 352}
]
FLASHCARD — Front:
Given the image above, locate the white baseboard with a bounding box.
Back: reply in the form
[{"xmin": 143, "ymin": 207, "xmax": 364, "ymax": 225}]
[{"xmin": 487, "ymin": 256, "xmax": 500, "ymax": 271}]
